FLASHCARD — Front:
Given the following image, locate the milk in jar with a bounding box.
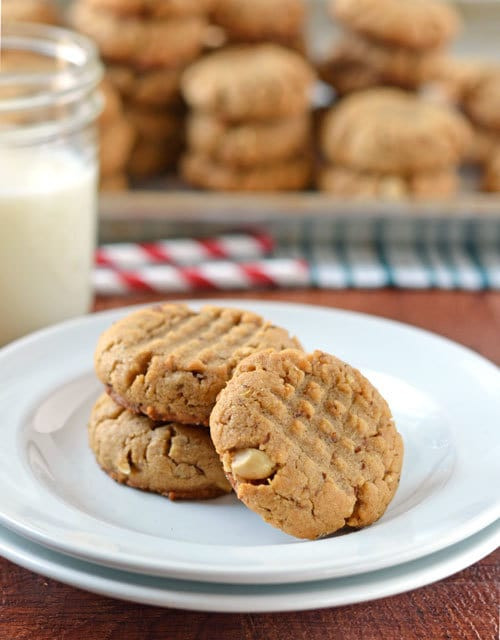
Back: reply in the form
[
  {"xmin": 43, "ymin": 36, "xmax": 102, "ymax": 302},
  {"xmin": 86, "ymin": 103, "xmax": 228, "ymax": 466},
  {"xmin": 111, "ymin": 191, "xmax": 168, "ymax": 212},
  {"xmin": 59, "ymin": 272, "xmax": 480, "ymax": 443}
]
[
  {"xmin": 0, "ymin": 23, "xmax": 103, "ymax": 345},
  {"xmin": 0, "ymin": 148, "xmax": 97, "ymax": 345}
]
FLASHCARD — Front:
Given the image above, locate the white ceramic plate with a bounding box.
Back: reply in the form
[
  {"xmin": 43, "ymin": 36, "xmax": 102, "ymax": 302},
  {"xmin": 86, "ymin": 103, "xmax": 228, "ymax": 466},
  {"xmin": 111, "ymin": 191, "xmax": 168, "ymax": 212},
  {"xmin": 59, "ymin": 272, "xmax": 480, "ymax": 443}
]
[
  {"xmin": 0, "ymin": 300, "xmax": 498, "ymax": 584},
  {"xmin": 0, "ymin": 519, "xmax": 498, "ymax": 613}
]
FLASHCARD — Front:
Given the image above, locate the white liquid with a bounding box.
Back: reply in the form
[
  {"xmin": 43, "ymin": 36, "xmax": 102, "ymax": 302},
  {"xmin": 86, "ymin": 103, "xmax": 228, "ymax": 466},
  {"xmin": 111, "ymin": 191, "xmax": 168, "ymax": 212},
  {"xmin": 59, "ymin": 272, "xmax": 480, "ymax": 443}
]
[{"xmin": 0, "ymin": 148, "xmax": 97, "ymax": 345}]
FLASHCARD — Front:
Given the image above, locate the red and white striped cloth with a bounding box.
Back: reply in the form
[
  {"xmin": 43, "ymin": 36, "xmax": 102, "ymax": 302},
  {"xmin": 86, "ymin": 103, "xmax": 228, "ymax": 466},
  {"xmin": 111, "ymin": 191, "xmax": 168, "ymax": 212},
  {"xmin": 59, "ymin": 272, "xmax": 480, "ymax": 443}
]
[
  {"xmin": 94, "ymin": 259, "xmax": 309, "ymax": 295},
  {"xmin": 96, "ymin": 232, "xmax": 274, "ymax": 268}
]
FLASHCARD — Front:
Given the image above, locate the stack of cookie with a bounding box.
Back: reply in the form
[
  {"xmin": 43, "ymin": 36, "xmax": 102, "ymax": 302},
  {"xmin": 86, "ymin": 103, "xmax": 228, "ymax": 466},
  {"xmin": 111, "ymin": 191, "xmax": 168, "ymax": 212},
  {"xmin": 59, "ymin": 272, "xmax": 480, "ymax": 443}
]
[
  {"xmin": 321, "ymin": 0, "xmax": 462, "ymax": 95},
  {"xmin": 99, "ymin": 80, "xmax": 135, "ymax": 191},
  {"xmin": 461, "ymin": 67, "xmax": 500, "ymax": 191},
  {"xmin": 180, "ymin": 44, "xmax": 316, "ymax": 191},
  {"xmin": 318, "ymin": 88, "xmax": 471, "ymax": 199},
  {"xmin": 90, "ymin": 303, "xmax": 404, "ymax": 540},
  {"xmin": 209, "ymin": 0, "xmax": 306, "ymax": 52},
  {"xmin": 90, "ymin": 304, "xmax": 300, "ymax": 502},
  {"xmin": 71, "ymin": 0, "xmax": 211, "ymax": 180}
]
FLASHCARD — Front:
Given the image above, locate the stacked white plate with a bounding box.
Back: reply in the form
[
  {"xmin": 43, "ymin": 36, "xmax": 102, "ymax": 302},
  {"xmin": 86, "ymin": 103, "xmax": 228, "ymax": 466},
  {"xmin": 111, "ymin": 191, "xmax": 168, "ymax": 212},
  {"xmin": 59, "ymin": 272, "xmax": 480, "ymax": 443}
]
[{"xmin": 0, "ymin": 300, "xmax": 498, "ymax": 612}]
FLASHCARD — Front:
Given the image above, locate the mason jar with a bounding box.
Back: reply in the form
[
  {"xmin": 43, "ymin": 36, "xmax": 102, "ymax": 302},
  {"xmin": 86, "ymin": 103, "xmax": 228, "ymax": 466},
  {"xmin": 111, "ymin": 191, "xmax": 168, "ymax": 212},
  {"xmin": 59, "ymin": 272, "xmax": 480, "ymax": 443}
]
[{"xmin": 0, "ymin": 22, "xmax": 103, "ymax": 346}]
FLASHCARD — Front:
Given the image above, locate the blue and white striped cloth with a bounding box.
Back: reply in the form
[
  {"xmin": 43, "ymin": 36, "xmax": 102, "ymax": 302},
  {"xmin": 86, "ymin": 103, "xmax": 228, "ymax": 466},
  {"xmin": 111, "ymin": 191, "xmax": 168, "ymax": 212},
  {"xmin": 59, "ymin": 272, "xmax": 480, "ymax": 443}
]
[{"xmin": 275, "ymin": 218, "xmax": 500, "ymax": 290}]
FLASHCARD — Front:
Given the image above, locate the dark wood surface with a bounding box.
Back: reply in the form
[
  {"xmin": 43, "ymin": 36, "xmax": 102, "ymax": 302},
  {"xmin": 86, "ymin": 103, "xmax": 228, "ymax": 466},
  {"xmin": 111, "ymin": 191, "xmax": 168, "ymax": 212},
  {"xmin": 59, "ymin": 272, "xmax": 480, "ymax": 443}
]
[{"xmin": 1, "ymin": 289, "xmax": 498, "ymax": 640}]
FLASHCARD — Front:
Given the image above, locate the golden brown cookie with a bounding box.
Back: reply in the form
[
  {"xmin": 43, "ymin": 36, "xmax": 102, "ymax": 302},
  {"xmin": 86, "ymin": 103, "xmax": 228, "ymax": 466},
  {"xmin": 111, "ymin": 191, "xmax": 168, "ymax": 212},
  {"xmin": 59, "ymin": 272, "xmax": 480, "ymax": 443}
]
[
  {"xmin": 100, "ymin": 117, "xmax": 136, "ymax": 176},
  {"xmin": 99, "ymin": 79, "xmax": 123, "ymax": 127},
  {"xmin": 318, "ymin": 166, "xmax": 458, "ymax": 199},
  {"xmin": 482, "ymin": 150, "xmax": 500, "ymax": 192},
  {"xmin": 321, "ymin": 88, "xmax": 471, "ymax": 173},
  {"xmin": 332, "ymin": 0, "xmax": 461, "ymax": 51},
  {"xmin": 127, "ymin": 138, "xmax": 182, "ymax": 178},
  {"xmin": 84, "ymin": 0, "xmax": 212, "ymax": 18},
  {"xmin": 71, "ymin": 2, "xmax": 207, "ymax": 68},
  {"xmin": 100, "ymin": 173, "xmax": 129, "ymax": 191},
  {"xmin": 3, "ymin": 0, "xmax": 60, "ymax": 24},
  {"xmin": 210, "ymin": 349, "xmax": 403, "ymax": 540},
  {"xmin": 186, "ymin": 112, "xmax": 311, "ymax": 168},
  {"xmin": 94, "ymin": 304, "xmax": 302, "ymax": 426},
  {"xmin": 106, "ymin": 65, "xmax": 183, "ymax": 108},
  {"xmin": 463, "ymin": 68, "xmax": 500, "ymax": 133},
  {"xmin": 181, "ymin": 153, "xmax": 312, "ymax": 191},
  {"xmin": 465, "ymin": 125, "xmax": 500, "ymax": 165},
  {"xmin": 211, "ymin": 0, "xmax": 305, "ymax": 44},
  {"xmin": 89, "ymin": 393, "xmax": 231, "ymax": 500},
  {"xmin": 320, "ymin": 34, "xmax": 444, "ymax": 92},
  {"xmin": 126, "ymin": 107, "xmax": 183, "ymax": 143},
  {"xmin": 181, "ymin": 44, "xmax": 316, "ymax": 122}
]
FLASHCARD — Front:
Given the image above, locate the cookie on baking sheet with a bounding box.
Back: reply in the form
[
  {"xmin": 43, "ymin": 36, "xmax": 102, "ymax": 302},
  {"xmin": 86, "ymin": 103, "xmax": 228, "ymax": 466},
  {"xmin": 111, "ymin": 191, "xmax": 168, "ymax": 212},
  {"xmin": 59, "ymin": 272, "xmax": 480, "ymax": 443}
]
[
  {"xmin": 89, "ymin": 393, "xmax": 231, "ymax": 500},
  {"xmin": 186, "ymin": 112, "xmax": 310, "ymax": 168},
  {"xmin": 100, "ymin": 117, "xmax": 136, "ymax": 176},
  {"xmin": 3, "ymin": 0, "xmax": 60, "ymax": 24},
  {"xmin": 320, "ymin": 88, "xmax": 471, "ymax": 173},
  {"xmin": 318, "ymin": 166, "xmax": 458, "ymax": 199},
  {"xmin": 127, "ymin": 138, "xmax": 182, "ymax": 177},
  {"xmin": 71, "ymin": 2, "xmax": 206, "ymax": 68},
  {"xmin": 482, "ymin": 150, "xmax": 500, "ymax": 193},
  {"xmin": 321, "ymin": 34, "xmax": 443, "ymax": 92},
  {"xmin": 181, "ymin": 44, "xmax": 316, "ymax": 122},
  {"xmin": 331, "ymin": 0, "xmax": 461, "ymax": 51},
  {"xmin": 463, "ymin": 67, "xmax": 500, "ymax": 133},
  {"xmin": 210, "ymin": 349, "xmax": 403, "ymax": 540},
  {"xmin": 181, "ymin": 153, "xmax": 312, "ymax": 191},
  {"xmin": 94, "ymin": 304, "xmax": 302, "ymax": 426},
  {"xmin": 211, "ymin": 0, "xmax": 305, "ymax": 44},
  {"xmin": 106, "ymin": 65, "xmax": 183, "ymax": 108},
  {"xmin": 100, "ymin": 172, "xmax": 129, "ymax": 192},
  {"xmin": 84, "ymin": 0, "xmax": 212, "ymax": 18}
]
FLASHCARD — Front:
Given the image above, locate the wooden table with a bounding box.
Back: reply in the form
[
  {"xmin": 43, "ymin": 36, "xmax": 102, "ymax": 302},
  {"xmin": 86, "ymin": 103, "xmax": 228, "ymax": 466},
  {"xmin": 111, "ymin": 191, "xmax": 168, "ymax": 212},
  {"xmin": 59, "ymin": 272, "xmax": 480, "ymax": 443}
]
[{"xmin": 1, "ymin": 290, "xmax": 498, "ymax": 640}]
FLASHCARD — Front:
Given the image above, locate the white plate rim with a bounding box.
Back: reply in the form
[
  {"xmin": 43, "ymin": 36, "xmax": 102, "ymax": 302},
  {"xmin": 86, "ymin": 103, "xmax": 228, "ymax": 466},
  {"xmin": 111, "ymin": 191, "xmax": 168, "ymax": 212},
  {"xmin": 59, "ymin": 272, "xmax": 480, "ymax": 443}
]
[
  {"xmin": 0, "ymin": 519, "xmax": 498, "ymax": 613},
  {"xmin": 0, "ymin": 299, "xmax": 499, "ymax": 584}
]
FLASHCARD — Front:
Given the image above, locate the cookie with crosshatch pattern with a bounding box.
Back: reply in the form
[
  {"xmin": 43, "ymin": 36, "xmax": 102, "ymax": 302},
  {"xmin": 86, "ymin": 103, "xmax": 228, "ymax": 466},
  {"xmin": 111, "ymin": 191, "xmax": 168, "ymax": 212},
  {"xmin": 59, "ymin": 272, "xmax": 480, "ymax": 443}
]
[
  {"xmin": 94, "ymin": 304, "xmax": 302, "ymax": 426},
  {"xmin": 210, "ymin": 348, "xmax": 403, "ymax": 539},
  {"xmin": 89, "ymin": 393, "xmax": 231, "ymax": 500}
]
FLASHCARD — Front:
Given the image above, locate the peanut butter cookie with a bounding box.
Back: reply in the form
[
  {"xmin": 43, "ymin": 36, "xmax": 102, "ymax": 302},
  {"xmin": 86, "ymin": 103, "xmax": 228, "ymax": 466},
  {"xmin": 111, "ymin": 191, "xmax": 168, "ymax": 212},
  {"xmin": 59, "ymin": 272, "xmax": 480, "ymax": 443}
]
[
  {"xmin": 94, "ymin": 304, "xmax": 301, "ymax": 426},
  {"xmin": 3, "ymin": 0, "xmax": 60, "ymax": 24},
  {"xmin": 128, "ymin": 138, "xmax": 183, "ymax": 178},
  {"xmin": 332, "ymin": 0, "xmax": 461, "ymax": 51},
  {"xmin": 482, "ymin": 150, "xmax": 500, "ymax": 192},
  {"xmin": 181, "ymin": 153, "xmax": 312, "ymax": 191},
  {"xmin": 106, "ymin": 65, "xmax": 183, "ymax": 108},
  {"xmin": 71, "ymin": 2, "xmax": 206, "ymax": 68},
  {"xmin": 321, "ymin": 34, "xmax": 444, "ymax": 92},
  {"xmin": 321, "ymin": 88, "xmax": 471, "ymax": 173},
  {"xmin": 100, "ymin": 118, "xmax": 136, "ymax": 177},
  {"xmin": 211, "ymin": 0, "xmax": 305, "ymax": 44},
  {"xmin": 186, "ymin": 112, "xmax": 310, "ymax": 168},
  {"xmin": 463, "ymin": 67, "xmax": 500, "ymax": 133},
  {"xmin": 89, "ymin": 393, "xmax": 231, "ymax": 500},
  {"xmin": 210, "ymin": 349, "xmax": 403, "ymax": 540},
  {"xmin": 181, "ymin": 44, "xmax": 316, "ymax": 122},
  {"xmin": 84, "ymin": 0, "xmax": 212, "ymax": 18},
  {"xmin": 100, "ymin": 173, "xmax": 129, "ymax": 192},
  {"xmin": 318, "ymin": 166, "xmax": 458, "ymax": 199}
]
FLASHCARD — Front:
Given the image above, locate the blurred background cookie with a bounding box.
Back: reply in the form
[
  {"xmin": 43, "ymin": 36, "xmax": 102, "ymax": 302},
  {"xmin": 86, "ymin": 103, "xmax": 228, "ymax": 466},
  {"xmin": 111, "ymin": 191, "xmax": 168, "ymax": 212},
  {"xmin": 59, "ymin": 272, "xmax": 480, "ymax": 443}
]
[
  {"xmin": 181, "ymin": 153, "xmax": 312, "ymax": 192},
  {"xmin": 210, "ymin": 0, "xmax": 306, "ymax": 51},
  {"xmin": 186, "ymin": 112, "xmax": 311, "ymax": 169},
  {"xmin": 321, "ymin": 0, "xmax": 461, "ymax": 98},
  {"xmin": 2, "ymin": 0, "xmax": 61, "ymax": 24},
  {"xmin": 318, "ymin": 166, "xmax": 458, "ymax": 200},
  {"xmin": 318, "ymin": 88, "xmax": 471, "ymax": 198},
  {"xmin": 181, "ymin": 44, "xmax": 315, "ymax": 191}
]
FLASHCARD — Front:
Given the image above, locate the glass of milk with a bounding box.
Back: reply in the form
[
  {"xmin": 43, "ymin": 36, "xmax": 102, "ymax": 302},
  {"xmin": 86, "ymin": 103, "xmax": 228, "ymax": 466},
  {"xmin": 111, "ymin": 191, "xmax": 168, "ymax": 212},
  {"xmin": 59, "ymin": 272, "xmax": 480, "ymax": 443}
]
[{"xmin": 0, "ymin": 23, "xmax": 103, "ymax": 346}]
